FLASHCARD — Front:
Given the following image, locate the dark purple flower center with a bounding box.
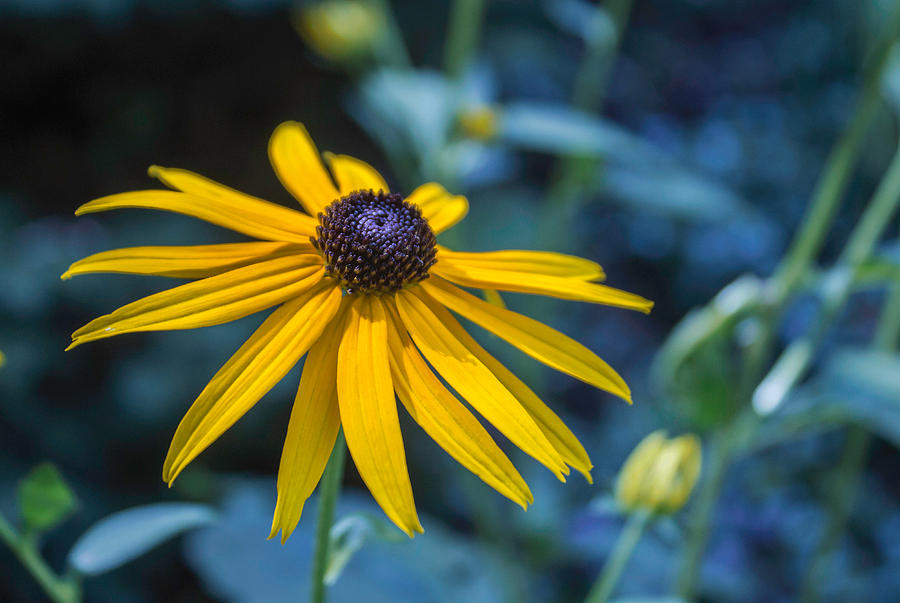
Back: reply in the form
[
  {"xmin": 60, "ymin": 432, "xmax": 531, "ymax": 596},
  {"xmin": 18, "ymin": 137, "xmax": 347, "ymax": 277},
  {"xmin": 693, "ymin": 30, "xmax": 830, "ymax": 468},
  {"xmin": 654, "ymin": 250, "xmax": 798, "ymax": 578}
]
[{"xmin": 311, "ymin": 190, "xmax": 437, "ymax": 295}]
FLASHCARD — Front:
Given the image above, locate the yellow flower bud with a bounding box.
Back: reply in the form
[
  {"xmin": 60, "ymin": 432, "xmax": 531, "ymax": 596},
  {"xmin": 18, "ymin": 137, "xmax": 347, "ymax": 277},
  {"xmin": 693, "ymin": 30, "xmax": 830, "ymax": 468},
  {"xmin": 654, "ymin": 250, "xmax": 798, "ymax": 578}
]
[
  {"xmin": 458, "ymin": 105, "xmax": 500, "ymax": 141},
  {"xmin": 0, "ymin": 350, "xmax": 5, "ymax": 368},
  {"xmin": 295, "ymin": 0, "xmax": 384, "ymax": 63},
  {"xmin": 615, "ymin": 430, "xmax": 702, "ymax": 515}
]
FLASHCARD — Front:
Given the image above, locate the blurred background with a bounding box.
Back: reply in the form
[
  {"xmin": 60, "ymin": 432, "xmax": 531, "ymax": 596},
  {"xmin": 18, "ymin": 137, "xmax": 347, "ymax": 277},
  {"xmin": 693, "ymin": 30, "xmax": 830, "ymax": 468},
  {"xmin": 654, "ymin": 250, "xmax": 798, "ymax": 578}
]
[{"xmin": 2, "ymin": 0, "xmax": 899, "ymax": 601}]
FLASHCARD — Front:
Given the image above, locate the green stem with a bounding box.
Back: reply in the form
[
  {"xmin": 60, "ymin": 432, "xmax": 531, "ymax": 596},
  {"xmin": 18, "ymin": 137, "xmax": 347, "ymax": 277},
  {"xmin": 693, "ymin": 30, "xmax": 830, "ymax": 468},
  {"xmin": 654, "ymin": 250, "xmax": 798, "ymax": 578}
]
[
  {"xmin": 310, "ymin": 430, "xmax": 347, "ymax": 603},
  {"xmin": 585, "ymin": 509, "xmax": 651, "ymax": 603},
  {"xmin": 798, "ymin": 426, "xmax": 871, "ymax": 603},
  {"xmin": 371, "ymin": 0, "xmax": 412, "ymax": 68},
  {"xmin": 798, "ymin": 262, "xmax": 900, "ymax": 603},
  {"xmin": 770, "ymin": 10, "xmax": 900, "ymax": 305},
  {"xmin": 571, "ymin": 0, "xmax": 633, "ymax": 113},
  {"xmin": 0, "ymin": 513, "xmax": 80, "ymax": 603},
  {"xmin": 674, "ymin": 410, "xmax": 757, "ymax": 598},
  {"xmin": 443, "ymin": 0, "xmax": 487, "ymax": 79},
  {"xmin": 675, "ymin": 20, "xmax": 900, "ymax": 599},
  {"xmin": 540, "ymin": 0, "xmax": 634, "ymax": 250}
]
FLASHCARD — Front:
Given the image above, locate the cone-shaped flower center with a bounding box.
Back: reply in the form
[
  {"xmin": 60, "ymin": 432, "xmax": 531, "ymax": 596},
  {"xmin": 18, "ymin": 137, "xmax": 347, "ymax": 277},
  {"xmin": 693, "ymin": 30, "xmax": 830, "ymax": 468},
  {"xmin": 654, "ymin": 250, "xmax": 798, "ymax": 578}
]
[{"xmin": 311, "ymin": 190, "xmax": 437, "ymax": 294}]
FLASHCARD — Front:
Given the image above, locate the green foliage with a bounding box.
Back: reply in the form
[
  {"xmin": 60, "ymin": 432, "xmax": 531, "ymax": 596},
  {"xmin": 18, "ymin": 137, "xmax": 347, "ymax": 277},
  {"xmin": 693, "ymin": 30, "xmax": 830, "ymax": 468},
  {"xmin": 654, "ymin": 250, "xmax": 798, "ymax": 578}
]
[
  {"xmin": 68, "ymin": 502, "xmax": 217, "ymax": 576},
  {"xmin": 325, "ymin": 512, "xmax": 406, "ymax": 585},
  {"xmin": 16, "ymin": 463, "xmax": 77, "ymax": 534}
]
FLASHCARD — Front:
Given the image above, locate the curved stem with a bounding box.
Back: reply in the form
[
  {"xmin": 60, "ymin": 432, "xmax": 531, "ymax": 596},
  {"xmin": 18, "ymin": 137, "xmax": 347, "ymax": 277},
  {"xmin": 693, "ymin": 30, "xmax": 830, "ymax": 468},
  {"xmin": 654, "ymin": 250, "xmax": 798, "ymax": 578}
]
[
  {"xmin": 799, "ymin": 260, "xmax": 900, "ymax": 603},
  {"xmin": 443, "ymin": 0, "xmax": 487, "ymax": 79},
  {"xmin": 585, "ymin": 509, "xmax": 651, "ymax": 603},
  {"xmin": 310, "ymin": 430, "xmax": 347, "ymax": 603},
  {"xmin": 0, "ymin": 513, "xmax": 80, "ymax": 603}
]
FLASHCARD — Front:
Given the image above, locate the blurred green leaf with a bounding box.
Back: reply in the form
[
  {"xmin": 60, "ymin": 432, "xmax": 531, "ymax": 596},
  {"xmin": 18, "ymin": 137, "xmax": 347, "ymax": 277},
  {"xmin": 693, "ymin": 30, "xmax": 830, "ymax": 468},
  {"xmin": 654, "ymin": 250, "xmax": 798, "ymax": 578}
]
[
  {"xmin": 600, "ymin": 164, "xmax": 748, "ymax": 222},
  {"xmin": 545, "ymin": 0, "xmax": 616, "ymax": 47},
  {"xmin": 753, "ymin": 348, "xmax": 900, "ymax": 450},
  {"xmin": 325, "ymin": 512, "xmax": 406, "ymax": 585},
  {"xmin": 17, "ymin": 463, "xmax": 77, "ymax": 533},
  {"xmin": 500, "ymin": 102, "xmax": 664, "ymax": 164},
  {"xmin": 68, "ymin": 502, "xmax": 216, "ymax": 576},
  {"xmin": 653, "ymin": 275, "xmax": 762, "ymax": 429},
  {"xmin": 880, "ymin": 42, "xmax": 900, "ymax": 114}
]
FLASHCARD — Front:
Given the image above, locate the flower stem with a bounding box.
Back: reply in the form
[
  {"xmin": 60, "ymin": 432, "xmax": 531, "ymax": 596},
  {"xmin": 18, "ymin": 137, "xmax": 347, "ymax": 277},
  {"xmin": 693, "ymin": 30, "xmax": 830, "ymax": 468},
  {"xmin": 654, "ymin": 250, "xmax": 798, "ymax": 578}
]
[
  {"xmin": 585, "ymin": 509, "xmax": 651, "ymax": 603},
  {"xmin": 675, "ymin": 18, "xmax": 900, "ymax": 599},
  {"xmin": 798, "ymin": 264, "xmax": 900, "ymax": 603},
  {"xmin": 0, "ymin": 513, "xmax": 80, "ymax": 603},
  {"xmin": 443, "ymin": 0, "xmax": 487, "ymax": 79},
  {"xmin": 310, "ymin": 430, "xmax": 346, "ymax": 603}
]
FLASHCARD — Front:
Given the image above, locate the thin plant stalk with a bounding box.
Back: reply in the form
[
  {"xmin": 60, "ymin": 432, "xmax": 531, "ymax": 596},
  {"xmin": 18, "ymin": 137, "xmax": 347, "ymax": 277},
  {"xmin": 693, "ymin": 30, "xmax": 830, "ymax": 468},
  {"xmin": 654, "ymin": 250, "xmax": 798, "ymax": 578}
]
[
  {"xmin": 798, "ymin": 264, "xmax": 900, "ymax": 603},
  {"xmin": 540, "ymin": 0, "xmax": 634, "ymax": 250},
  {"xmin": 371, "ymin": 0, "xmax": 412, "ymax": 68},
  {"xmin": 443, "ymin": 0, "xmax": 487, "ymax": 79},
  {"xmin": 0, "ymin": 513, "xmax": 80, "ymax": 603},
  {"xmin": 584, "ymin": 509, "xmax": 651, "ymax": 603},
  {"xmin": 675, "ymin": 17, "xmax": 900, "ymax": 596},
  {"xmin": 310, "ymin": 430, "xmax": 347, "ymax": 603}
]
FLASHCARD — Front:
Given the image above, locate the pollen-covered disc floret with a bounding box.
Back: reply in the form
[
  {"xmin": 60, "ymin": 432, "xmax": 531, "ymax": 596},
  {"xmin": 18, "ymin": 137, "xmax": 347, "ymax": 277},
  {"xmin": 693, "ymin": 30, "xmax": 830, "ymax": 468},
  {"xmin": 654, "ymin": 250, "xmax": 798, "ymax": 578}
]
[{"xmin": 311, "ymin": 190, "xmax": 437, "ymax": 294}]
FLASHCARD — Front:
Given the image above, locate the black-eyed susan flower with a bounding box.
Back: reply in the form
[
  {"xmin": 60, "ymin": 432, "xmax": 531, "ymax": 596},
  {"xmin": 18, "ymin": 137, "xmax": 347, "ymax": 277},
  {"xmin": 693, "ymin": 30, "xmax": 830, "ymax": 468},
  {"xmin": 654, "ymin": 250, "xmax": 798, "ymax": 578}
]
[
  {"xmin": 64, "ymin": 122, "xmax": 653, "ymax": 541},
  {"xmin": 615, "ymin": 430, "xmax": 702, "ymax": 515}
]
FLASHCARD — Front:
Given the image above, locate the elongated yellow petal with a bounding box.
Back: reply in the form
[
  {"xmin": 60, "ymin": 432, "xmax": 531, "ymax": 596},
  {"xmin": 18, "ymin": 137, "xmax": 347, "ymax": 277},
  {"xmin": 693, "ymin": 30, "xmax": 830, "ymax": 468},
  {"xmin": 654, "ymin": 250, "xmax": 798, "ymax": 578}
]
[
  {"xmin": 383, "ymin": 301, "xmax": 532, "ymax": 508},
  {"xmin": 434, "ymin": 261, "xmax": 654, "ymax": 313},
  {"xmin": 69, "ymin": 255, "xmax": 325, "ymax": 349},
  {"xmin": 323, "ymin": 152, "xmax": 390, "ymax": 196},
  {"xmin": 337, "ymin": 296, "xmax": 422, "ymax": 536},
  {"xmin": 414, "ymin": 286, "xmax": 593, "ymax": 481},
  {"xmin": 163, "ymin": 283, "xmax": 343, "ymax": 483},
  {"xmin": 406, "ymin": 182, "xmax": 468, "ymax": 234},
  {"xmin": 148, "ymin": 165, "xmax": 319, "ymax": 234},
  {"xmin": 76, "ymin": 190, "xmax": 315, "ymax": 243},
  {"xmin": 422, "ymin": 278, "xmax": 630, "ymax": 402},
  {"xmin": 270, "ymin": 298, "xmax": 349, "ymax": 543},
  {"xmin": 395, "ymin": 288, "xmax": 568, "ymax": 480},
  {"xmin": 437, "ymin": 248, "xmax": 605, "ymax": 281},
  {"xmin": 268, "ymin": 121, "xmax": 340, "ymax": 216},
  {"xmin": 62, "ymin": 242, "xmax": 312, "ymax": 280}
]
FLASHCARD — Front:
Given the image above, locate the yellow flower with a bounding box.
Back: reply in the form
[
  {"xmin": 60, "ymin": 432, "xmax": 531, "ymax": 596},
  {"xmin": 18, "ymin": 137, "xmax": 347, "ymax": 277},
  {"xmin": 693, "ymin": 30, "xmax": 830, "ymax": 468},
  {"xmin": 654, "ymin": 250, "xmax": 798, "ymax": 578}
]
[
  {"xmin": 64, "ymin": 122, "xmax": 653, "ymax": 541},
  {"xmin": 0, "ymin": 350, "xmax": 5, "ymax": 368},
  {"xmin": 615, "ymin": 430, "xmax": 702, "ymax": 515},
  {"xmin": 458, "ymin": 105, "xmax": 500, "ymax": 141},
  {"xmin": 295, "ymin": 0, "xmax": 384, "ymax": 62}
]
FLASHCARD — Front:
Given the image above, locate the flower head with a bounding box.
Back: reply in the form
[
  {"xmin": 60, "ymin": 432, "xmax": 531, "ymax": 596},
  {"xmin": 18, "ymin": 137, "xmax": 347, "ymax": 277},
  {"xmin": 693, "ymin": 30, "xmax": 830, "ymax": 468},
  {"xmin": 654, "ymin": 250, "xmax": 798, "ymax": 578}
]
[
  {"xmin": 295, "ymin": 0, "xmax": 384, "ymax": 63},
  {"xmin": 64, "ymin": 121, "xmax": 653, "ymax": 541},
  {"xmin": 615, "ymin": 430, "xmax": 702, "ymax": 515}
]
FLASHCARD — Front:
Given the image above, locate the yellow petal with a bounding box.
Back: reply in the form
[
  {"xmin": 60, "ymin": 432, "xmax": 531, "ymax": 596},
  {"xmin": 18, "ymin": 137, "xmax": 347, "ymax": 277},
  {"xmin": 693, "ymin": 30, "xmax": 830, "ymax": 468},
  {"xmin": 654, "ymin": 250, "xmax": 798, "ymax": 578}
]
[
  {"xmin": 268, "ymin": 121, "xmax": 340, "ymax": 216},
  {"xmin": 163, "ymin": 282, "xmax": 343, "ymax": 483},
  {"xmin": 337, "ymin": 296, "xmax": 422, "ymax": 536},
  {"xmin": 411, "ymin": 286, "xmax": 593, "ymax": 481},
  {"xmin": 76, "ymin": 190, "xmax": 315, "ymax": 243},
  {"xmin": 406, "ymin": 182, "xmax": 468, "ymax": 234},
  {"xmin": 437, "ymin": 248, "xmax": 605, "ymax": 281},
  {"xmin": 383, "ymin": 300, "xmax": 532, "ymax": 508},
  {"xmin": 148, "ymin": 165, "xmax": 319, "ymax": 234},
  {"xmin": 482, "ymin": 289, "xmax": 506, "ymax": 308},
  {"xmin": 62, "ymin": 242, "xmax": 312, "ymax": 280},
  {"xmin": 422, "ymin": 278, "xmax": 631, "ymax": 402},
  {"xmin": 323, "ymin": 152, "xmax": 390, "ymax": 196},
  {"xmin": 395, "ymin": 288, "xmax": 568, "ymax": 480},
  {"xmin": 270, "ymin": 298, "xmax": 349, "ymax": 543},
  {"xmin": 434, "ymin": 260, "xmax": 654, "ymax": 313},
  {"xmin": 69, "ymin": 254, "xmax": 325, "ymax": 349}
]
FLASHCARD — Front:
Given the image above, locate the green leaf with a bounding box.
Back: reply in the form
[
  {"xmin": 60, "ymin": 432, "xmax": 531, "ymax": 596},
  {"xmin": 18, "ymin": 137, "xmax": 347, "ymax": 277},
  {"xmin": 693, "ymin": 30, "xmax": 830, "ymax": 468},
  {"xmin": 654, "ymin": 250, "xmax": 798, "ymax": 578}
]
[
  {"xmin": 754, "ymin": 348, "xmax": 900, "ymax": 449},
  {"xmin": 68, "ymin": 502, "xmax": 216, "ymax": 576},
  {"xmin": 17, "ymin": 463, "xmax": 77, "ymax": 533},
  {"xmin": 500, "ymin": 102, "xmax": 664, "ymax": 164},
  {"xmin": 325, "ymin": 512, "xmax": 407, "ymax": 585}
]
